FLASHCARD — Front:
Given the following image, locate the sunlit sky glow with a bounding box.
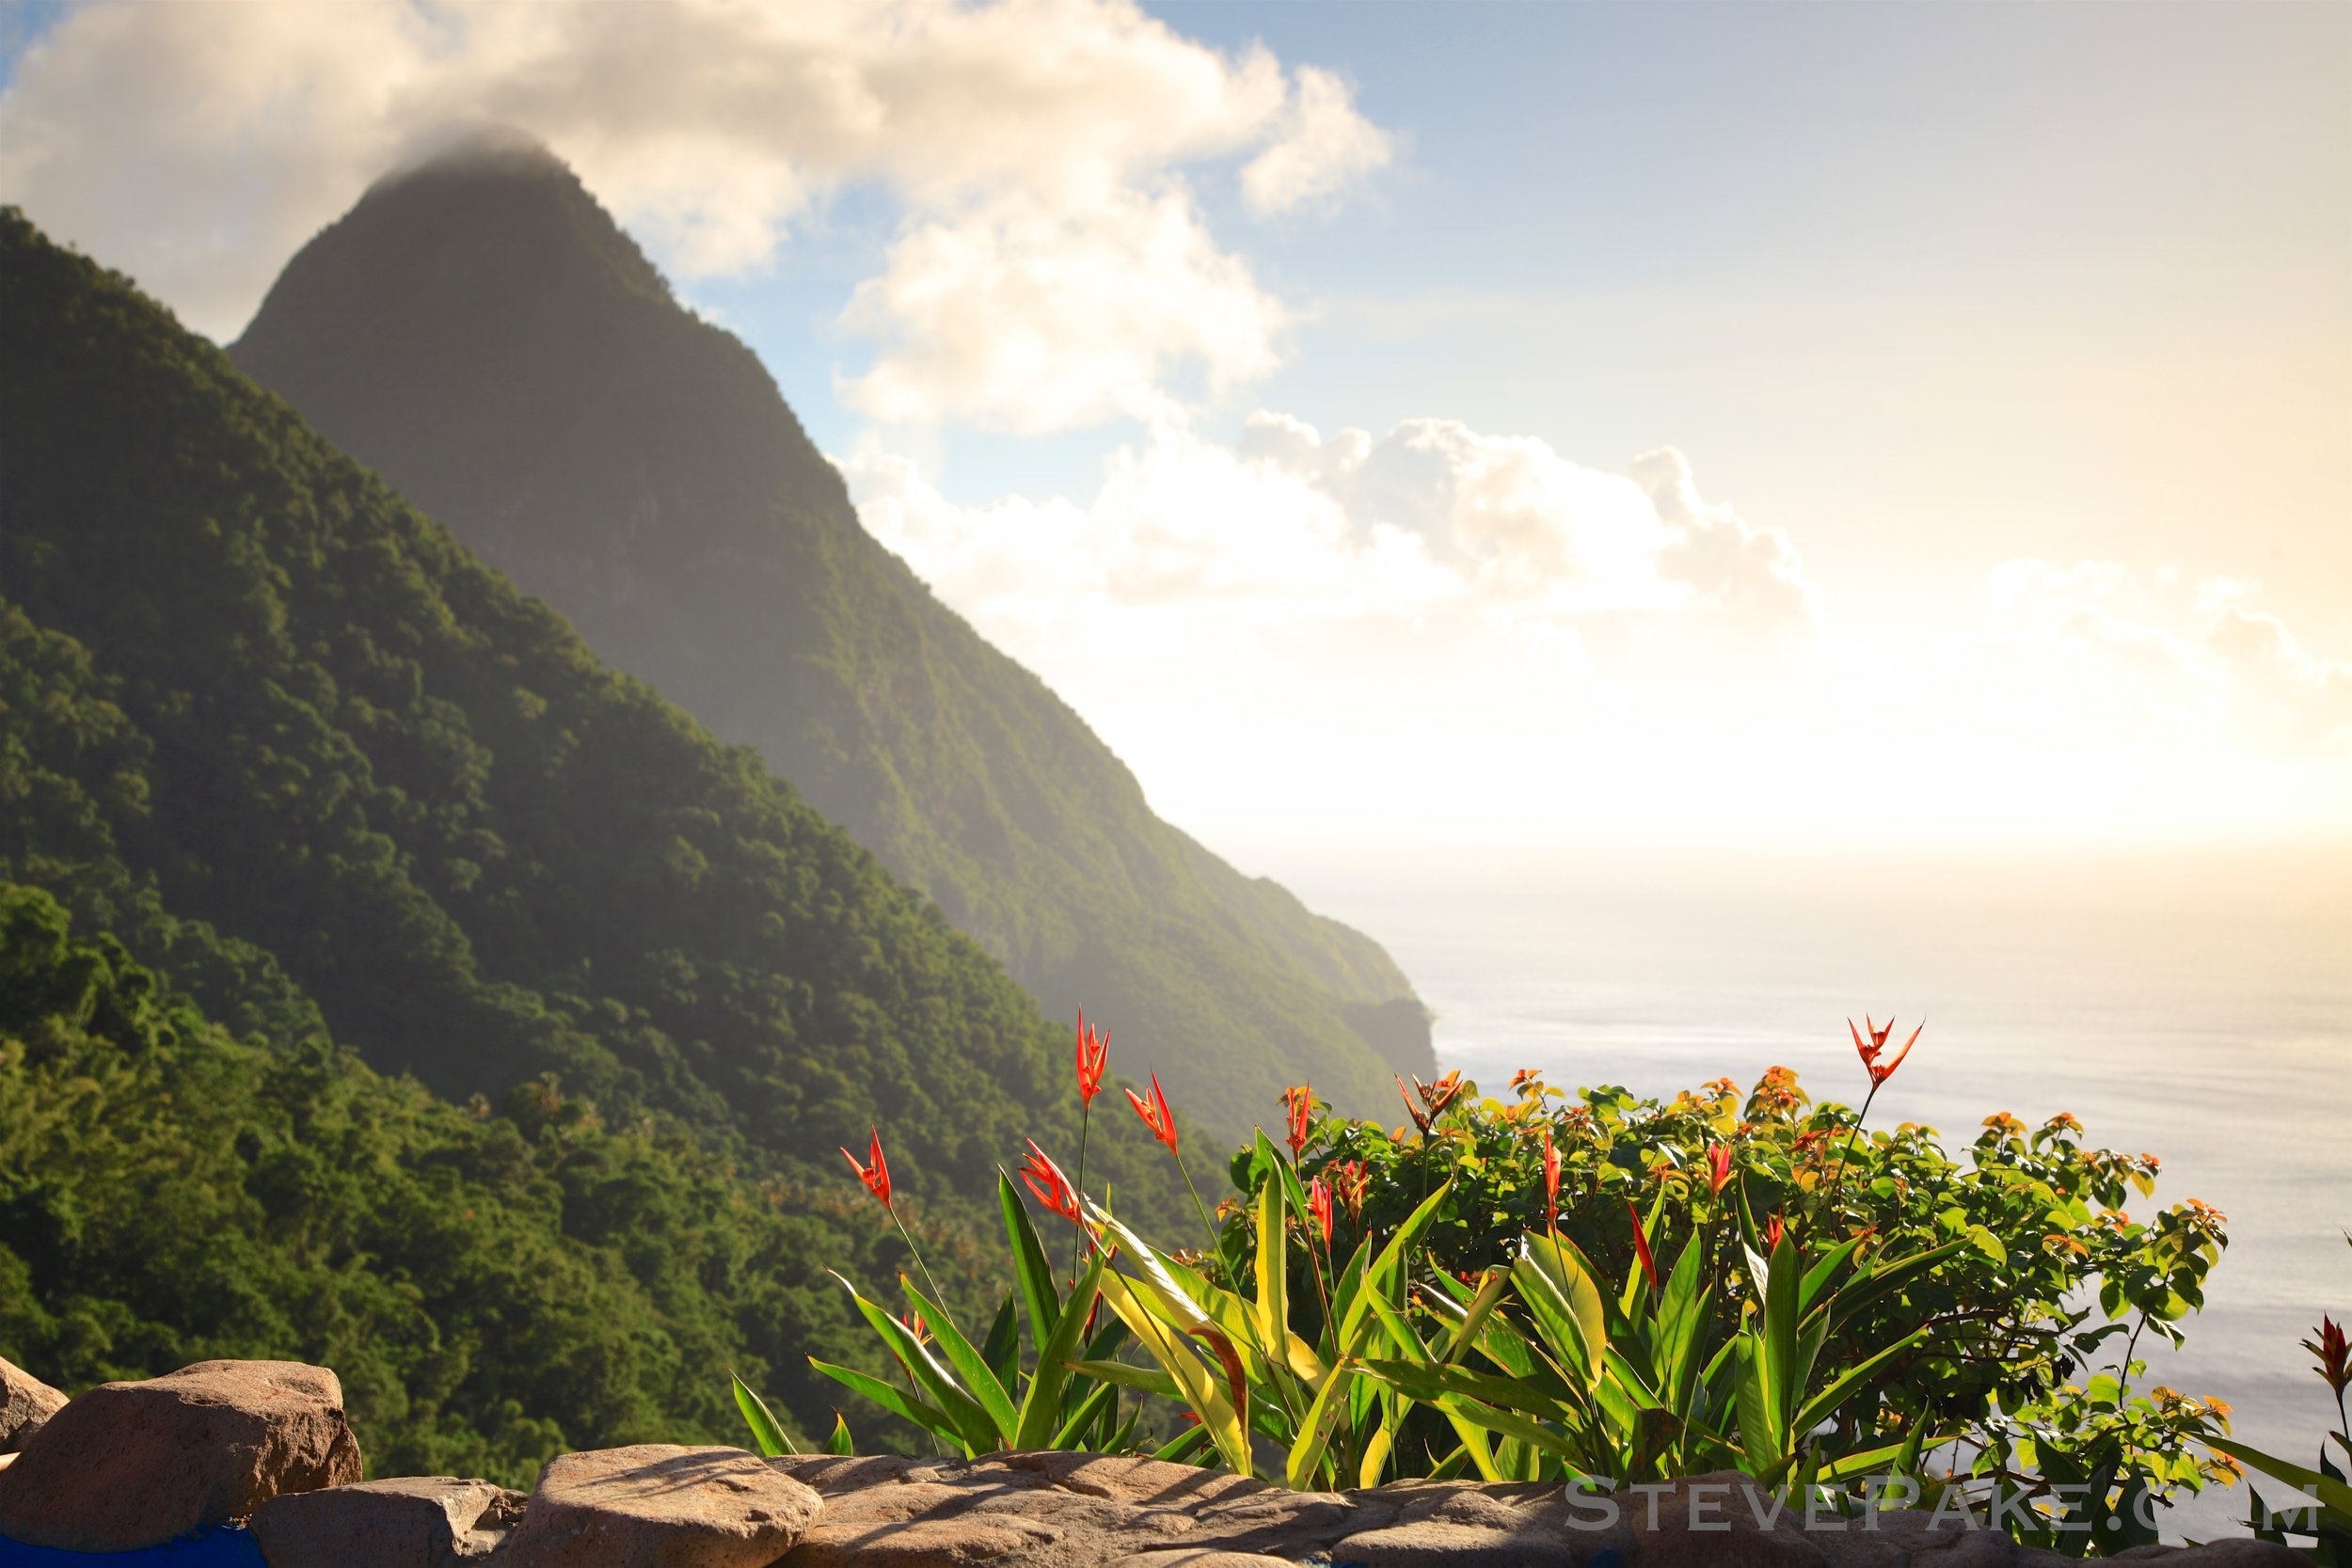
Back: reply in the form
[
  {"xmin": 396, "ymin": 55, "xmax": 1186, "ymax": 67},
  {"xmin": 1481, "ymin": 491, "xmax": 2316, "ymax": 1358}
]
[{"xmin": 5, "ymin": 0, "xmax": 2345, "ymax": 855}]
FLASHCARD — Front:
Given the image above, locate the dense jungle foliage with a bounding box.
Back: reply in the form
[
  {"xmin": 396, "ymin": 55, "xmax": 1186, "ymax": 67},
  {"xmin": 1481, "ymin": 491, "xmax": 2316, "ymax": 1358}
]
[
  {"xmin": 0, "ymin": 880, "xmax": 898, "ymax": 1485},
  {"xmin": 227, "ymin": 138, "xmax": 1430, "ymax": 1135}
]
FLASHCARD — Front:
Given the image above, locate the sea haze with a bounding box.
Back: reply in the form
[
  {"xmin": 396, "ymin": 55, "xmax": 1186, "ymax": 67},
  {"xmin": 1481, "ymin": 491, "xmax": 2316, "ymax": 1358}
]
[{"xmin": 1236, "ymin": 839, "xmax": 2352, "ymax": 1539}]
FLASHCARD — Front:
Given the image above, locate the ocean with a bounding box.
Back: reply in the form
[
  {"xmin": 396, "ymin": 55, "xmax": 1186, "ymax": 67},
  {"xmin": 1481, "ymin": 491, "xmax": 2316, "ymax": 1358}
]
[{"xmin": 1250, "ymin": 841, "xmax": 2352, "ymax": 1540}]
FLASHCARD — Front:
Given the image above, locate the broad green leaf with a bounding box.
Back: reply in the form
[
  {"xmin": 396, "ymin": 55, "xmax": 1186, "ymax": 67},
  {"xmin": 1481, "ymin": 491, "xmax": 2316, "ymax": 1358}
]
[
  {"xmin": 1048, "ymin": 1378, "xmax": 1119, "ymax": 1449},
  {"xmin": 2208, "ymin": 1436, "xmax": 2352, "ymax": 1519},
  {"xmin": 997, "ymin": 1171, "xmax": 1062, "ymax": 1348},
  {"xmin": 1065, "ymin": 1358, "xmax": 1183, "ymax": 1400},
  {"xmin": 833, "ymin": 1273, "xmax": 998, "ymax": 1453},
  {"xmin": 1014, "ymin": 1252, "xmax": 1107, "ymax": 1448},
  {"xmin": 1099, "ymin": 1269, "xmax": 1252, "ymax": 1477},
  {"xmin": 822, "ymin": 1411, "xmax": 855, "ymax": 1455},
  {"xmin": 901, "ymin": 1275, "xmax": 1019, "ymax": 1445},
  {"xmin": 807, "ymin": 1356, "xmax": 960, "ymax": 1446},
  {"xmin": 1152, "ymin": 1422, "xmax": 1216, "ymax": 1465},
  {"xmin": 1285, "ymin": 1356, "xmax": 1359, "ymax": 1489},
  {"xmin": 1361, "ymin": 1357, "xmax": 1581, "ymax": 1426},
  {"xmin": 1792, "ymin": 1326, "xmax": 1929, "ymax": 1437},
  {"xmin": 1655, "ymin": 1235, "xmax": 1709, "ymax": 1415},
  {"xmin": 1339, "ymin": 1180, "xmax": 1455, "ymax": 1349},
  {"xmin": 981, "ymin": 1291, "xmax": 1019, "ymax": 1396},
  {"xmin": 730, "ymin": 1370, "xmax": 796, "ymax": 1457},
  {"xmin": 1255, "ymin": 1178, "xmax": 1288, "ymax": 1373},
  {"xmin": 1798, "ymin": 1233, "xmax": 1869, "ymax": 1311},
  {"xmin": 1439, "ymin": 1267, "xmax": 1514, "ymax": 1366},
  {"xmin": 1513, "ymin": 1233, "xmax": 1605, "ymax": 1390},
  {"xmin": 1358, "ymin": 1422, "xmax": 1394, "ymax": 1488}
]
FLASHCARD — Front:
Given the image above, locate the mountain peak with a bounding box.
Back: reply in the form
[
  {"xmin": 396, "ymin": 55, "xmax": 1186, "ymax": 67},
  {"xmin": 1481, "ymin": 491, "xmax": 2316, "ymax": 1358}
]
[
  {"xmin": 231, "ymin": 156, "xmax": 1432, "ymax": 1131},
  {"xmin": 234, "ymin": 128, "xmax": 671, "ymax": 366}
]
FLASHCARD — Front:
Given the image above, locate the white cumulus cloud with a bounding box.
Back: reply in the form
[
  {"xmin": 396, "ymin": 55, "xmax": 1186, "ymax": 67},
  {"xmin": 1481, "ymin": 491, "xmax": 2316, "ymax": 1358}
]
[
  {"xmin": 1950, "ymin": 560, "xmax": 2352, "ymax": 747},
  {"xmin": 0, "ymin": 0, "xmax": 1391, "ymax": 428}
]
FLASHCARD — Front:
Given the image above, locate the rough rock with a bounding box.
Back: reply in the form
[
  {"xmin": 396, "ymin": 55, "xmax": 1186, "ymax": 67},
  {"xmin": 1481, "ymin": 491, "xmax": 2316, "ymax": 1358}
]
[
  {"xmin": 496, "ymin": 1444, "xmax": 821, "ymax": 1568},
  {"xmin": 0, "ymin": 1359, "xmax": 362, "ymax": 1552},
  {"xmin": 0, "ymin": 1356, "xmax": 67, "ymax": 1454},
  {"xmin": 1329, "ymin": 1478, "xmax": 1612, "ymax": 1567},
  {"xmin": 2107, "ymin": 1544, "xmax": 2311, "ymax": 1568},
  {"xmin": 249, "ymin": 1475, "xmax": 526, "ymax": 1568}
]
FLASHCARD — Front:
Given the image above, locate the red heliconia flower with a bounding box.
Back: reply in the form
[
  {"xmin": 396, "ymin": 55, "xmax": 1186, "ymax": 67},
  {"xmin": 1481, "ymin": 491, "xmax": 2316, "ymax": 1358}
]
[
  {"xmin": 1850, "ymin": 1015, "xmax": 1923, "ymax": 1085},
  {"xmin": 2305, "ymin": 1315, "xmax": 2351, "ymax": 1399},
  {"xmin": 1706, "ymin": 1141, "xmax": 1735, "ymax": 1197},
  {"xmin": 1541, "ymin": 1126, "xmax": 1562, "ymax": 1233},
  {"xmin": 1625, "ymin": 1199, "xmax": 1661, "ymax": 1291},
  {"xmin": 841, "ymin": 1127, "xmax": 892, "ymax": 1209},
  {"xmin": 898, "ymin": 1309, "xmax": 930, "ymax": 1346},
  {"xmin": 1331, "ymin": 1159, "xmax": 1369, "ymax": 1221},
  {"xmin": 1283, "ymin": 1085, "xmax": 1314, "ymax": 1156},
  {"xmin": 1075, "ymin": 1010, "xmax": 1110, "ymax": 1106},
  {"xmin": 1765, "ymin": 1212, "xmax": 1787, "ymax": 1249},
  {"xmin": 1308, "ymin": 1177, "xmax": 1334, "ymax": 1245},
  {"xmin": 1019, "ymin": 1137, "xmax": 1082, "ymax": 1224},
  {"xmin": 1124, "ymin": 1071, "xmax": 1179, "ymax": 1155}
]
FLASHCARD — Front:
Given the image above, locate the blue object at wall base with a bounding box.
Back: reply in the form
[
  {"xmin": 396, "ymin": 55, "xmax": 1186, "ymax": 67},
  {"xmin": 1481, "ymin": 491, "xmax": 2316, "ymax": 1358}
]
[{"xmin": 0, "ymin": 1526, "xmax": 266, "ymax": 1566}]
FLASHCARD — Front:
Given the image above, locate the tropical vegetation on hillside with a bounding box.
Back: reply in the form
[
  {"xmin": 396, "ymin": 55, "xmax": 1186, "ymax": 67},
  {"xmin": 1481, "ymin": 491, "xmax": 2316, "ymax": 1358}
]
[
  {"xmin": 0, "ymin": 880, "xmax": 899, "ymax": 1486},
  {"xmin": 0, "ymin": 204, "xmax": 1184, "ymax": 1217},
  {"xmin": 226, "ymin": 137, "xmax": 1431, "ymax": 1135}
]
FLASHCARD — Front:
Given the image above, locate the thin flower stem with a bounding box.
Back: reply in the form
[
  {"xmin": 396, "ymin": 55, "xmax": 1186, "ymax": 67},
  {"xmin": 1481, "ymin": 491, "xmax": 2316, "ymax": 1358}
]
[
  {"xmin": 889, "ymin": 1207, "xmax": 958, "ymax": 1332},
  {"xmin": 2113, "ymin": 1312, "xmax": 2148, "ymax": 1403},
  {"xmin": 1825, "ymin": 1080, "xmax": 1882, "ymax": 1203},
  {"xmin": 1175, "ymin": 1151, "xmax": 1227, "ymax": 1277},
  {"xmin": 1070, "ymin": 1102, "xmax": 1092, "ymax": 1284}
]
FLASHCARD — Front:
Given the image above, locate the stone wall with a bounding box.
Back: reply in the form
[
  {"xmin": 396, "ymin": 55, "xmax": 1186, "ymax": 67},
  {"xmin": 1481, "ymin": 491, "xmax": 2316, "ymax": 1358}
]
[{"xmin": 0, "ymin": 1357, "xmax": 2308, "ymax": 1568}]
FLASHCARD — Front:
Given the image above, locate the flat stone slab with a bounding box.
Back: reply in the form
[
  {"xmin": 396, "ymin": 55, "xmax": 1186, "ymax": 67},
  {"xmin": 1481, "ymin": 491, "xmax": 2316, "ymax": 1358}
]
[
  {"xmin": 0, "ymin": 1359, "xmax": 361, "ymax": 1553},
  {"xmin": 249, "ymin": 1475, "xmax": 525, "ymax": 1568},
  {"xmin": 496, "ymin": 1445, "xmax": 820, "ymax": 1568},
  {"xmin": 0, "ymin": 1357, "xmax": 66, "ymax": 1454}
]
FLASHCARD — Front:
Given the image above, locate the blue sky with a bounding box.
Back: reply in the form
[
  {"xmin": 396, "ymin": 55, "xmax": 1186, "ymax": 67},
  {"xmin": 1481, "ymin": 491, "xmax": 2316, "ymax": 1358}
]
[{"xmin": 3, "ymin": 1, "xmax": 2345, "ymax": 851}]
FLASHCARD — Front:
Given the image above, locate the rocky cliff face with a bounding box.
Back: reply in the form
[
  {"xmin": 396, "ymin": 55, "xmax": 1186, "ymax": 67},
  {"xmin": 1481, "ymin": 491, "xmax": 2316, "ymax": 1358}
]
[{"xmin": 230, "ymin": 137, "xmax": 1431, "ymax": 1130}]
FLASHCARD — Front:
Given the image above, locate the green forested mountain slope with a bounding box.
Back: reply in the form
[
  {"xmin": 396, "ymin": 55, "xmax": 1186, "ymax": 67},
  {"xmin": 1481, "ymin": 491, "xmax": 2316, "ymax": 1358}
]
[
  {"xmin": 0, "ymin": 880, "xmax": 899, "ymax": 1485},
  {"xmin": 0, "ymin": 206, "xmax": 1184, "ymax": 1223},
  {"xmin": 227, "ymin": 139, "xmax": 1432, "ymax": 1132}
]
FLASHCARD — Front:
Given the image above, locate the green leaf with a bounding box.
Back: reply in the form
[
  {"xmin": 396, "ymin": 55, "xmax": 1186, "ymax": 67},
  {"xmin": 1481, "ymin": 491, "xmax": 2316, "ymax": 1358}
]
[
  {"xmin": 2209, "ymin": 1435, "xmax": 2352, "ymax": 1520},
  {"xmin": 807, "ymin": 1356, "xmax": 960, "ymax": 1446},
  {"xmin": 1285, "ymin": 1356, "xmax": 1359, "ymax": 1489},
  {"xmin": 1255, "ymin": 1176, "xmax": 1288, "ymax": 1368},
  {"xmin": 997, "ymin": 1171, "xmax": 1062, "ymax": 1350},
  {"xmin": 982, "ymin": 1291, "xmax": 1020, "ymax": 1396},
  {"xmin": 1048, "ymin": 1377, "xmax": 1120, "ymax": 1449},
  {"xmin": 1791, "ymin": 1325, "xmax": 1929, "ymax": 1437},
  {"xmin": 833, "ymin": 1272, "xmax": 997, "ymax": 1453},
  {"xmin": 900, "ymin": 1275, "xmax": 1020, "ymax": 1446},
  {"xmin": 1655, "ymin": 1233, "xmax": 1709, "ymax": 1414},
  {"xmin": 822, "ymin": 1411, "xmax": 855, "ymax": 1456},
  {"xmin": 730, "ymin": 1370, "xmax": 796, "ymax": 1457},
  {"xmin": 1014, "ymin": 1251, "xmax": 1108, "ymax": 1449},
  {"xmin": 1339, "ymin": 1180, "xmax": 1455, "ymax": 1349},
  {"xmin": 1064, "ymin": 1358, "xmax": 1184, "ymax": 1399},
  {"xmin": 1152, "ymin": 1422, "xmax": 1216, "ymax": 1465}
]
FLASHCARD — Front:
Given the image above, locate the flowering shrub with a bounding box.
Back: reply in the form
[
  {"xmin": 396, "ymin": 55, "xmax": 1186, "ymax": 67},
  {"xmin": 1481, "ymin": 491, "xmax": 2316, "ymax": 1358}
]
[{"xmin": 748, "ymin": 1012, "xmax": 2240, "ymax": 1554}]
